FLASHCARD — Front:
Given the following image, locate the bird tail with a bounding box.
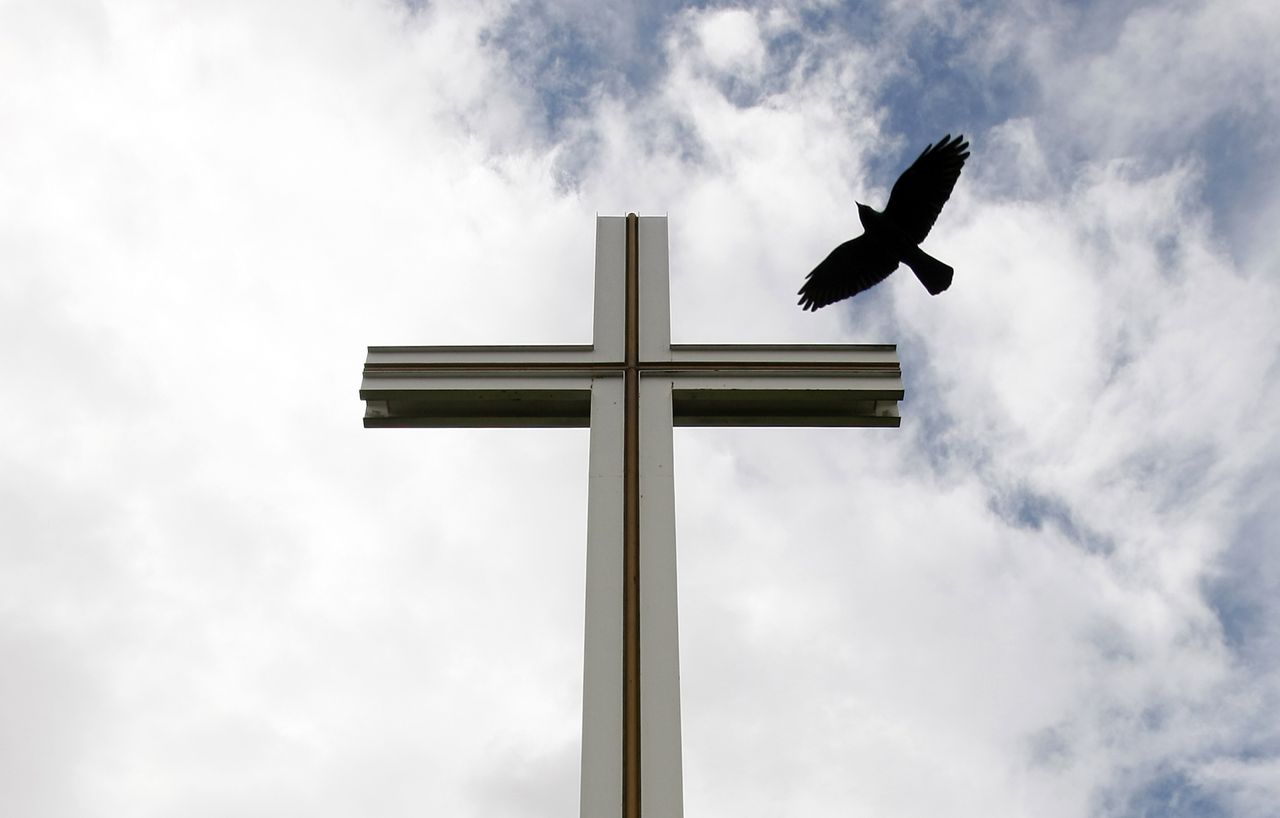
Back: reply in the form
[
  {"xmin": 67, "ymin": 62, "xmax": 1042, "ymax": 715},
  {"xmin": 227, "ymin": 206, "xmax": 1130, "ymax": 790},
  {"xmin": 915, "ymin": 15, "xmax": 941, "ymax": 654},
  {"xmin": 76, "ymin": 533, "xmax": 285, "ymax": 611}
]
[{"xmin": 903, "ymin": 247, "xmax": 953, "ymax": 295}]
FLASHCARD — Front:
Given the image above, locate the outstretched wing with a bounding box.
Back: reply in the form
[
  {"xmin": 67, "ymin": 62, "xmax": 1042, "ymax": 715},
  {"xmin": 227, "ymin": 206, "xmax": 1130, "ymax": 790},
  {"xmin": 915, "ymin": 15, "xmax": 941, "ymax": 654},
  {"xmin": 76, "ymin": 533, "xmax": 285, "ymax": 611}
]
[
  {"xmin": 882, "ymin": 134, "xmax": 969, "ymax": 244},
  {"xmin": 797, "ymin": 234, "xmax": 900, "ymax": 311}
]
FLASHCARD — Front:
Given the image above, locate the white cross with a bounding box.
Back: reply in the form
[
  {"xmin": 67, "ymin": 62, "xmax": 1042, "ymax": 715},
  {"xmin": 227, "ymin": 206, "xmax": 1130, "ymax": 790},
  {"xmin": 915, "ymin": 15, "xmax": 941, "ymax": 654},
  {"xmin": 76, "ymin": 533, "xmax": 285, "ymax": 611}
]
[{"xmin": 360, "ymin": 215, "xmax": 903, "ymax": 818}]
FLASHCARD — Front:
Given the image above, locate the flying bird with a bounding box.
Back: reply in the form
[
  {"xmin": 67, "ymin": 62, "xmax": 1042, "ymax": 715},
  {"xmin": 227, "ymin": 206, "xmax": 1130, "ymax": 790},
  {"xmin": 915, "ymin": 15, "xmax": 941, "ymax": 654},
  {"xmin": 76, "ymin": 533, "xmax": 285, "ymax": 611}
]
[{"xmin": 798, "ymin": 134, "xmax": 970, "ymax": 310}]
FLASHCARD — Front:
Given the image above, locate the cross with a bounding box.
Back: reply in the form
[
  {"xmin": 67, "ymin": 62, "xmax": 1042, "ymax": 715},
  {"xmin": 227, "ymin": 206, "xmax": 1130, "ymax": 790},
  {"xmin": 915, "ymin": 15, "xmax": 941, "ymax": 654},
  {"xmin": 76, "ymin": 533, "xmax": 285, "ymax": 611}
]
[{"xmin": 360, "ymin": 214, "xmax": 903, "ymax": 818}]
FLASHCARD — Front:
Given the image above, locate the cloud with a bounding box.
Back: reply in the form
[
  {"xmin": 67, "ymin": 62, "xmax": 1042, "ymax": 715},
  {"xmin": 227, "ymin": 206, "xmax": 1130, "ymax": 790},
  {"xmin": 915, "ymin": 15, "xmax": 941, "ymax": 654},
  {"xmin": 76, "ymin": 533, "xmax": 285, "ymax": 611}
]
[
  {"xmin": 692, "ymin": 8, "xmax": 767, "ymax": 77},
  {"xmin": 2, "ymin": 0, "xmax": 1278, "ymax": 816}
]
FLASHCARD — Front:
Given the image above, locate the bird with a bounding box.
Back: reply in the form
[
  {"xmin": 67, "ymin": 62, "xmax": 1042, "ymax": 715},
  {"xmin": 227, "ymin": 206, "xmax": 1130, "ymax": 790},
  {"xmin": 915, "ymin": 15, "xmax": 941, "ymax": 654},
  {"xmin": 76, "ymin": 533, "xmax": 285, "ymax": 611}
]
[{"xmin": 798, "ymin": 134, "xmax": 970, "ymax": 311}]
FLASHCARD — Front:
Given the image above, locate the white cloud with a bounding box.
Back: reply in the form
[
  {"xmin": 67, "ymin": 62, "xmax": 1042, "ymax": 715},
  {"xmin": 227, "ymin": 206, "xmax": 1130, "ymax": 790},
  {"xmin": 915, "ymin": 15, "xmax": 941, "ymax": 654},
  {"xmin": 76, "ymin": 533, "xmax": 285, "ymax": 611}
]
[
  {"xmin": 693, "ymin": 8, "xmax": 766, "ymax": 77},
  {"xmin": 2, "ymin": 0, "xmax": 1277, "ymax": 816}
]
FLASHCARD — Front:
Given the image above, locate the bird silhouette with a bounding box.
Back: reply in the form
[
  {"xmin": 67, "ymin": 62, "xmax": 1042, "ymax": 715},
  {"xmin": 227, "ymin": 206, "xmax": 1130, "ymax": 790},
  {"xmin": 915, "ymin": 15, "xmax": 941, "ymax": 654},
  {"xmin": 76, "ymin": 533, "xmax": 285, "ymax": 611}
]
[{"xmin": 798, "ymin": 134, "xmax": 970, "ymax": 311}]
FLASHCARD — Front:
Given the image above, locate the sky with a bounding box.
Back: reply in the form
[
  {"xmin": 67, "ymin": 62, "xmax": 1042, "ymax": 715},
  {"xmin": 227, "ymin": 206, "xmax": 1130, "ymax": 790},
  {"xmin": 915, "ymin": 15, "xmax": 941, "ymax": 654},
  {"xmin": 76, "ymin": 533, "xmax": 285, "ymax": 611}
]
[{"xmin": 2, "ymin": 0, "xmax": 1279, "ymax": 816}]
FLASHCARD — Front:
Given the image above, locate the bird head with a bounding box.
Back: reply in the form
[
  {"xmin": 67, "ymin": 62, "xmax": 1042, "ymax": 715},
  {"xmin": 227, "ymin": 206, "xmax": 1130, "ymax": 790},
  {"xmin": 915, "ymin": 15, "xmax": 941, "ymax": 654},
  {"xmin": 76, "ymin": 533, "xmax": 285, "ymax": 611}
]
[{"xmin": 855, "ymin": 201, "xmax": 877, "ymax": 228}]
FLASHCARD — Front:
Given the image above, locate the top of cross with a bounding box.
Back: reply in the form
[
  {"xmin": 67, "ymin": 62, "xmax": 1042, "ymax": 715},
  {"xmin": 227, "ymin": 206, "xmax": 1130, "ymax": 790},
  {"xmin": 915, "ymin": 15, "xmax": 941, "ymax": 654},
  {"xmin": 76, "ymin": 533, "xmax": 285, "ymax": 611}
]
[{"xmin": 360, "ymin": 215, "xmax": 902, "ymax": 428}]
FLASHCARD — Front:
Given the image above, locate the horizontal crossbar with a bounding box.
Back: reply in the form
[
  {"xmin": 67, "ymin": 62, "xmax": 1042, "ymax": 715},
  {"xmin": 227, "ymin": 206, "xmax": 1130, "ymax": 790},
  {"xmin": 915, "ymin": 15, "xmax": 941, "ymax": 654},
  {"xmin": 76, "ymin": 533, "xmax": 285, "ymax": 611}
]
[{"xmin": 361, "ymin": 344, "xmax": 903, "ymax": 428}]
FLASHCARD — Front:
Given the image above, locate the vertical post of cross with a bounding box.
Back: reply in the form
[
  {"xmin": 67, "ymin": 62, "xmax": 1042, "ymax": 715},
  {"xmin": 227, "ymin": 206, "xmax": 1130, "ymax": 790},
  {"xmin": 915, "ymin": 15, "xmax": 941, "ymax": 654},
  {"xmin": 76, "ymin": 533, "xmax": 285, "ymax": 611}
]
[
  {"xmin": 625, "ymin": 214, "xmax": 685, "ymax": 818},
  {"xmin": 623, "ymin": 214, "xmax": 642, "ymax": 818},
  {"xmin": 582, "ymin": 217, "xmax": 627, "ymax": 818},
  {"xmin": 584, "ymin": 214, "xmax": 684, "ymax": 818}
]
